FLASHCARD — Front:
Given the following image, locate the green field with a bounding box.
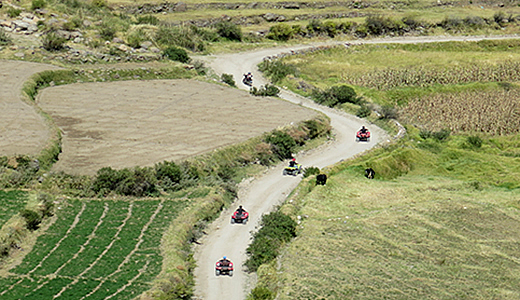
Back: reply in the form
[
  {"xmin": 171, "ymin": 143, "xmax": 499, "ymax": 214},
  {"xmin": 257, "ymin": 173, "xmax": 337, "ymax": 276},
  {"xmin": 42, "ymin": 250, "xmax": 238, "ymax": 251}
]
[
  {"xmin": 0, "ymin": 198, "xmax": 186, "ymax": 299},
  {"xmin": 0, "ymin": 191, "xmax": 28, "ymax": 228}
]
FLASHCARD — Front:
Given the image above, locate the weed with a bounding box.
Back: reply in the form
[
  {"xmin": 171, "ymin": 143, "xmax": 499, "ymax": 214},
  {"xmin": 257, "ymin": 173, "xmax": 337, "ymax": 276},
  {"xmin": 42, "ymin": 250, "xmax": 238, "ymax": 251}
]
[
  {"xmin": 250, "ymin": 84, "xmax": 280, "ymax": 97},
  {"xmin": 31, "ymin": 0, "xmax": 46, "ymax": 10},
  {"xmin": 7, "ymin": 7, "xmax": 22, "ymax": 18},
  {"xmin": 163, "ymin": 46, "xmax": 190, "ymax": 63},
  {"xmin": 20, "ymin": 209, "xmax": 41, "ymax": 231},
  {"xmin": 0, "ymin": 28, "xmax": 12, "ymax": 46},
  {"xmin": 303, "ymin": 166, "xmax": 320, "ymax": 178},
  {"xmin": 221, "ymin": 73, "xmax": 236, "ymax": 87}
]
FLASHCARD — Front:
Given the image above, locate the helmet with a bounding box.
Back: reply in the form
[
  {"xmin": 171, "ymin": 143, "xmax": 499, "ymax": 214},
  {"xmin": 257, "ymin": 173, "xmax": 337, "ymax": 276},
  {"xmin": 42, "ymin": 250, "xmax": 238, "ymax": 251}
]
[
  {"xmin": 291, "ymin": 158, "xmax": 296, "ymax": 162},
  {"xmin": 239, "ymin": 205, "xmax": 242, "ymax": 209},
  {"xmin": 223, "ymin": 256, "xmax": 227, "ymax": 260}
]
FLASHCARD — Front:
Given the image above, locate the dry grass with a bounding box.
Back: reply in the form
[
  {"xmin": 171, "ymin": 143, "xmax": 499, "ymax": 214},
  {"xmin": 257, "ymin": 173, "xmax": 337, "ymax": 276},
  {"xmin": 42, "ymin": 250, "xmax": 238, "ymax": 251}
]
[{"xmin": 278, "ymin": 175, "xmax": 520, "ymax": 299}]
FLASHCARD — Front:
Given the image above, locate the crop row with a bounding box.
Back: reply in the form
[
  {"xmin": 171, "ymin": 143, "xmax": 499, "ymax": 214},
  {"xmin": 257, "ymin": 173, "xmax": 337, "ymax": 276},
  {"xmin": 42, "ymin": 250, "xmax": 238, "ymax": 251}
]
[
  {"xmin": 0, "ymin": 190, "xmax": 28, "ymax": 228},
  {"xmin": 346, "ymin": 61, "xmax": 520, "ymax": 90},
  {"xmin": 401, "ymin": 89, "xmax": 520, "ymax": 135},
  {"xmin": 0, "ymin": 198, "xmax": 186, "ymax": 299}
]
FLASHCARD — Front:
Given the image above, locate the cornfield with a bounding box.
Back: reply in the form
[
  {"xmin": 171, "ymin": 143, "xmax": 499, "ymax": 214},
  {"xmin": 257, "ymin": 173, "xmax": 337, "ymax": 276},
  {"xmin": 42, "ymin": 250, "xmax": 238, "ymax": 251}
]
[
  {"xmin": 345, "ymin": 60, "xmax": 520, "ymax": 90},
  {"xmin": 401, "ymin": 89, "xmax": 520, "ymax": 135}
]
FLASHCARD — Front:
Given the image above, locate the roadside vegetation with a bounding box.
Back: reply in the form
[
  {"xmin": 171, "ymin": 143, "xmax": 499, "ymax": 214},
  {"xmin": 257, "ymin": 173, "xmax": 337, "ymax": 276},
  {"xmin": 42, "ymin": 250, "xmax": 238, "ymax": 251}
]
[{"xmin": 248, "ymin": 38, "xmax": 520, "ymax": 299}]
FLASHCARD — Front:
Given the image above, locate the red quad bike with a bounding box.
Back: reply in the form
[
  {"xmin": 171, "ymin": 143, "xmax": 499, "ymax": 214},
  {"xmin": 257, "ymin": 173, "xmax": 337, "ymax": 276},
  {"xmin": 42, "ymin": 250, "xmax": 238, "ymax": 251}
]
[
  {"xmin": 231, "ymin": 210, "xmax": 249, "ymax": 224},
  {"xmin": 356, "ymin": 130, "xmax": 371, "ymax": 142},
  {"xmin": 215, "ymin": 259, "xmax": 234, "ymax": 276}
]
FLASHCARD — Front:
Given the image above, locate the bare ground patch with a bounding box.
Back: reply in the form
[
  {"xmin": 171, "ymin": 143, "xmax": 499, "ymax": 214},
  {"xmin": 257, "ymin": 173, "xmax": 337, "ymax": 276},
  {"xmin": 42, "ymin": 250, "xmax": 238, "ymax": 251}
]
[
  {"xmin": 37, "ymin": 79, "xmax": 318, "ymax": 175},
  {"xmin": 0, "ymin": 61, "xmax": 62, "ymax": 156}
]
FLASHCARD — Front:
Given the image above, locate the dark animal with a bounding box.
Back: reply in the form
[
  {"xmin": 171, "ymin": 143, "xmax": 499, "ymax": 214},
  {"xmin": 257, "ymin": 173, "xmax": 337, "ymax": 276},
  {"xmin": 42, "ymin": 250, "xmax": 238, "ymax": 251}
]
[
  {"xmin": 365, "ymin": 168, "xmax": 375, "ymax": 179},
  {"xmin": 316, "ymin": 174, "xmax": 327, "ymax": 185}
]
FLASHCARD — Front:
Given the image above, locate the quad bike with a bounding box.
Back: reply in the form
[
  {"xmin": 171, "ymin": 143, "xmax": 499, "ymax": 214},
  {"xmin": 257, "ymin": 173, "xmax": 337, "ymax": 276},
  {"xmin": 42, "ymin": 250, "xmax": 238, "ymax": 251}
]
[
  {"xmin": 283, "ymin": 163, "xmax": 302, "ymax": 176},
  {"xmin": 231, "ymin": 210, "xmax": 249, "ymax": 224},
  {"xmin": 215, "ymin": 259, "xmax": 234, "ymax": 276},
  {"xmin": 356, "ymin": 130, "xmax": 371, "ymax": 142},
  {"xmin": 243, "ymin": 74, "xmax": 253, "ymax": 86}
]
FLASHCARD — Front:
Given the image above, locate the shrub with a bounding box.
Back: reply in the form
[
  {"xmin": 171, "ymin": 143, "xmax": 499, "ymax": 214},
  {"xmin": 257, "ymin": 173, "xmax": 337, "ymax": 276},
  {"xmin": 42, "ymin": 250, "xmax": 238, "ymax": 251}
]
[
  {"xmin": 267, "ymin": 24, "xmax": 294, "ymax": 41},
  {"xmin": 265, "ymin": 131, "xmax": 296, "ymax": 159},
  {"xmin": 467, "ymin": 135, "xmax": 483, "ymax": 148},
  {"xmin": 323, "ymin": 20, "xmax": 337, "ymax": 37},
  {"xmin": 303, "ymin": 166, "xmax": 320, "ymax": 178},
  {"xmin": 258, "ymin": 60, "xmax": 297, "ymax": 84},
  {"xmin": 245, "ymin": 211, "xmax": 297, "ymax": 271},
  {"xmin": 432, "ymin": 128, "xmax": 451, "ymax": 141},
  {"xmin": 192, "ymin": 60, "xmax": 207, "ymax": 75},
  {"xmin": 37, "ymin": 193, "xmax": 54, "ymax": 217},
  {"xmin": 41, "ymin": 31, "xmax": 67, "ymax": 51},
  {"xmin": 330, "ymin": 85, "xmax": 361, "ymax": 105},
  {"xmin": 99, "ymin": 24, "xmax": 116, "ymax": 41},
  {"xmin": 0, "ymin": 28, "xmax": 12, "ymax": 46},
  {"xmin": 215, "ymin": 21, "xmax": 242, "ymax": 41},
  {"xmin": 31, "ymin": 0, "xmax": 46, "ymax": 10},
  {"xmin": 155, "ymin": 161, "xmax": 182, "ymax": 189},
  {"xmin": 20, "ymin": 209, "xmax": 42, "ymax": 231},
  {"xmin": 357, "ymin": 104, "xmax": 372, "ymax": 118},
  {"xmin": 249, "ymin": 286, "xmax": 274, "ymax": 300},
  {"xmin": 379, "ymin": 105, "xmax": 398, "ymax": 119},
  {"xmin": 221, "ymin": 73, "xmax": 236, "ymax": 87},
  {"xmin": 440, "ymin": 16, "xmax": 464, "ymax": 31},
  {"xmin": 250, "ymin": 84, "xmax": 280, "ymax": 97},
  {"xmin": 7, "ymin": 7, "xmax": 22, "ymax": 18},
  {"xmin": 156, "ymin": 26, "xmax": 207, "ymax": 52},
  {"xmin": 163, "ymin": 46, "xmax": 191, "ymax": 63},
  {"xmin": 306, "ymin": 19, "xmax": 322, "ymax": 35}
]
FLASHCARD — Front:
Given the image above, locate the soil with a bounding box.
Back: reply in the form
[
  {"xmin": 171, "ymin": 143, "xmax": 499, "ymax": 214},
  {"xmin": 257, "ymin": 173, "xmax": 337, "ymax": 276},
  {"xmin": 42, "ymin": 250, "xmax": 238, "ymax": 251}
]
[
  {"xmin": 0, "ymin": 60, "xmax": 61, "ymax": 156},
  {"xmin": 37, "ymin": 79, "xmax": 317, "ymax": 175}
]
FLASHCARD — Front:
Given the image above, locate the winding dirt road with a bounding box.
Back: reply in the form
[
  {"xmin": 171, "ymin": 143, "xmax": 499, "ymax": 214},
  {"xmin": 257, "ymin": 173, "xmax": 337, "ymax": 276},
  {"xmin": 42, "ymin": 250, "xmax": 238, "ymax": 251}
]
[{"xmin": 192, "ymin": 34, "xmax": 520, "ymax": 300}]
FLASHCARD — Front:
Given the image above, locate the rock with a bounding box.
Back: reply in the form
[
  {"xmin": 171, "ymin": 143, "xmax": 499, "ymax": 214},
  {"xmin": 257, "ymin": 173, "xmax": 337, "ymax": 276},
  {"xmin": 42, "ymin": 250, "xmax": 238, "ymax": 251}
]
[
  {"xmin": 263, "ymin": 13, "xmax": 278, "ymax": 22},
  {"xmin": 149, "ymin": 46, "xmax": 161, "ymax": 53},
  {"xmin": 118, "ymin": 44, "xmax": 129, "ymax": 52},
  {"xmin": 140, "ymin": 41, "xmax": 152, "ymax": 49},
  {"xmin": 83, "ymin": 20, "xmax": 92, "ymax": 27},
  {"xmin": 112, "ymin": 37, "xmax": 124, "ymax": 44},
  {"xmin": 175, "ymin": 2, "xmax": 187, "ymax": 12}
]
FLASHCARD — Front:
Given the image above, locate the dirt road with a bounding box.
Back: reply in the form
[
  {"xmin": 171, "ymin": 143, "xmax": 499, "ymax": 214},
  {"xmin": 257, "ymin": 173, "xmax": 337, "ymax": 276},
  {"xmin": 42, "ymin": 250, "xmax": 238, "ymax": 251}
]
[
  {"xmin": 193, "ymin": 46, "xmax": 389, "ymax": 300},
  {"xmin": 192, "ymin": 34, "xmax": 520, "ymax": 300}
]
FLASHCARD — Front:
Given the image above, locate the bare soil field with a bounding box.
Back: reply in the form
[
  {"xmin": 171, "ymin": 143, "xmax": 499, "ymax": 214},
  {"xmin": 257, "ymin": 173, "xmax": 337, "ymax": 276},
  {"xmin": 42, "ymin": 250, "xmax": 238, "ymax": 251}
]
[
  {"xmin": 0, "ymin": 61, "xmax": 61, "ymax": 156},
  {"xmin": 37, "ymin": 79, "xmax": 318, "ymax": 175}
]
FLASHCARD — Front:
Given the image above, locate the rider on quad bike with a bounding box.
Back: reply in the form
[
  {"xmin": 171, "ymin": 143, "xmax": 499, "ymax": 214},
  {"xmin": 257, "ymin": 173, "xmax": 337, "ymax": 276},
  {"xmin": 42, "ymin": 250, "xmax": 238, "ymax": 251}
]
[
  {"xmin": 231, "ymin": 205, "xmax": 249, "ymax": 224},
  {"xmin": 356, "ymin": 126, "xmax": 371, "ymax": 142},
  {"xmin": 216, "ymin": 256, "xmax": 234, "ymax": 276},
  {"xmin": 283, "ymin": 158, "xmax": 302, "ymax": 176},
  {"xmin": 243, "ymin": 72, "xmax": 253, "ymax": 86}
]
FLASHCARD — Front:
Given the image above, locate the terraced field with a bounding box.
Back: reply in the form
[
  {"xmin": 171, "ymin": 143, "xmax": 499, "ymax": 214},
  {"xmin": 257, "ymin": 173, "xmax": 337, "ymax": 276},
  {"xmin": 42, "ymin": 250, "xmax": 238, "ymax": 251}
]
[
  {"xmin": 0, "ymin": 198, "xmax": 186, "ymax": 299},
  {"xmin": 0, "ymin": 190, "xmax": 28, "ymax": 228}
]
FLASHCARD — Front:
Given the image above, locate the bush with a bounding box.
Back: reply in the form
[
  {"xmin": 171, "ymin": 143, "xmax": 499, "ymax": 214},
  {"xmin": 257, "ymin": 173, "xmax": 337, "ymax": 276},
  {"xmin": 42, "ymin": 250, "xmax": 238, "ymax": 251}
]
[
  {"xmin": 379, "ymin": 105, "xmax": 398, "ymax": 119},
  {"xmin": 303, "ymin": 166, "xmax": 320, "ymax": 178},
  {"xmin": 258, "ymin": 60, "xmax": 297, "ymax": 84},
  {"xmin": 245, "ymin": 211, "xmax": 297, "ymax": 271},
  {"xmin": 265, "ymin": 131, "xmax": 296, "ymax": 160},
  {"xmin": 221, "ymin": 73, "xmax": 236, "ymax": 87},
  {"xmin": 267, "ymin": 24, "xmax": 294, "ymax": 41},
  {"xmin": 163, "ymin": 46, "xmax": 191, "ymax": 63},
  {"xmin": 250, "ymin": 84, "xmax": 280, "ymax": 97},
  {"xmin": 249, "ymin": 286, "xmax": 274, "ymax": 300},
  {"xmin": 0, "ymin": 28, "xmax": 12, "ymax": 46},
  {"xmin": 323, "ymin": 20, "xmax": 337, "ymax": 37},
  {"xmin": 467, "ymin": 135, "xmax": 483, "ymax": 148},
  {"xmin": 357, "ymin": 104, "xmax": 372, "ymax": 118},
  {"xmin": 31, "ymin": 0, "xmax": 46, "ymax": 10},
  {"xmin": 20, "ymin": 209, "xmax": 42, "ymax": 231},
  {"xmin": 330, "ymin": 85, "xmax": 361, "ymax": 105},
  {"xmin": 41, "ymin": 31, "xmax": 67, "ymax": 51},
  {"xmin": 155, "ymin": 161, "xmax": 182, "ymax": 190},
  {"xmin": 156, "ymin": 26, "xmax": 207, "ymax": 52},
  {"xmin": 99, "ymin": 24, "xmax": 117, "ymax": 41},
  {"xmin": 432, "ymin": 128, "xmax": 451, "ymax": 141},
  {"xmin": 37, "ymin": 193, "xmax": 54, "ymax": 217},
  {"xmin": 306, "ymin": 19, "xmax": 322, "ymax": 35},
  {"xmin": 215, "ymin": 21, "xmax": 242, "ymax": 41},
  {"xmin": 7, "ymin": 7, "xmax": 22, "ymax": 18}
]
